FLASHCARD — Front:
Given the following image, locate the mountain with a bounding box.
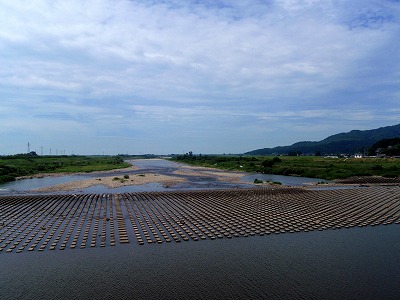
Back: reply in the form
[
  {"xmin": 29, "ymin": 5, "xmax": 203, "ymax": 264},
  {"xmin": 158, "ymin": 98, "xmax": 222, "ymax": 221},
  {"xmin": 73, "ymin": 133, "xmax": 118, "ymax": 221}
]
[{"xmin": 245, "ymin": 123, "xmax": 400, "ymax": 156}]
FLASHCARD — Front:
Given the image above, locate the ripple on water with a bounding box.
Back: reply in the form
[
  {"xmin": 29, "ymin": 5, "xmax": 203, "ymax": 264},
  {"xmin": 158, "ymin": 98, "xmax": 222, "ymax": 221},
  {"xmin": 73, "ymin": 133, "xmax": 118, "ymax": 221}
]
[{"xmin": 1, "ymin": 225, "xmax": 400, "ymax": 299}]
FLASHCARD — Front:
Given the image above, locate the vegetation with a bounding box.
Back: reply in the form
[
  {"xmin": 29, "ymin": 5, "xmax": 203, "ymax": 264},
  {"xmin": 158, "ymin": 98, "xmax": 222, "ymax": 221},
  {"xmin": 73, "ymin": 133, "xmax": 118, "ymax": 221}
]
[
  {"xmin": 246, "ymin": 123, "xmax": 400, "ymax": 155},
  {"xmin": 0, "ymin": 155, "xmax": 130, "ymax": 184},
  {"xmin": 368, "ymin": 137, "xmax": 400, "ymax": 156},
  {"xmin": 171, "ymin": 155, "xmax": 400, "ymax": 180}
]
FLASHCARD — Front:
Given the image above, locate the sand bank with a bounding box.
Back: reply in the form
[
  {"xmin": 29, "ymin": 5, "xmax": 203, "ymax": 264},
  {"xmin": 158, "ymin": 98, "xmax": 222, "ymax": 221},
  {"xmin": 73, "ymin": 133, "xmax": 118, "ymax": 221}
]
[
  {"xmin": 16, "ymin": 165, "xmax": 140, "ymax": 180},
  {"xmin": 172, "ymin": 169, "xmax": 245, "ymax": 183},
  {"xmin": 32, "ymin": 173, "xmax": 186, "ymax": 192}
]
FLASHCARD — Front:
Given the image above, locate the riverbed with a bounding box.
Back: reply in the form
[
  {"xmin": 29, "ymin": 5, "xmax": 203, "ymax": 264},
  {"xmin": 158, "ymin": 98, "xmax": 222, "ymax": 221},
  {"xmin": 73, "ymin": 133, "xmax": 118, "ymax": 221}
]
[{"xmin": 0, "ymin": 159, "xmax": 329, "ymax": 195}]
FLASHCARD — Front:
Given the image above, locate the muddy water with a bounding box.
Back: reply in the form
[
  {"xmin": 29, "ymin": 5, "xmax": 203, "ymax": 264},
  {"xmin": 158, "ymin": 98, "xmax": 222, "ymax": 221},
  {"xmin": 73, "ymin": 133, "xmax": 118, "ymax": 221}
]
[{"xmin": 1, "ymin": 225, "xmax": 399, "ymax": 299}]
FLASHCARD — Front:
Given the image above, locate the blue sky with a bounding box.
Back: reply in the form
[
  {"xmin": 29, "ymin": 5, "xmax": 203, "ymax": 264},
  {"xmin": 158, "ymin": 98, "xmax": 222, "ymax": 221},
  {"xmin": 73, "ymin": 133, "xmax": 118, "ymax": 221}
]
[{"xmin": 1, "ymin": 0, "xmax": 399, "ymax": 155}]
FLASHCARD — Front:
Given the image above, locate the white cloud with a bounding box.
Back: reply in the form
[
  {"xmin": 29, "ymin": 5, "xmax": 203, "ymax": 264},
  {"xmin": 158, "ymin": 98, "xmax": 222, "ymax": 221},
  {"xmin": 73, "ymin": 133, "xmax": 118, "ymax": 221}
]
[{"xmin": 0, "ymin": 0, "xmax": 399, "ymax": 154}]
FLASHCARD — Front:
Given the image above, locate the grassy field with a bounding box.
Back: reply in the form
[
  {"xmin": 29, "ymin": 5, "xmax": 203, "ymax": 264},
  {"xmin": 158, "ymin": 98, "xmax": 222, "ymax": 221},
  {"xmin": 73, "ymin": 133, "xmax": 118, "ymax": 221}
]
[
  {"xmin": 0, "ymin": 155, "xmax": 131, "ymax": 184},
  {"xmin": 171, "ymin": 155, "xmax": 400, "ymax": 180}
]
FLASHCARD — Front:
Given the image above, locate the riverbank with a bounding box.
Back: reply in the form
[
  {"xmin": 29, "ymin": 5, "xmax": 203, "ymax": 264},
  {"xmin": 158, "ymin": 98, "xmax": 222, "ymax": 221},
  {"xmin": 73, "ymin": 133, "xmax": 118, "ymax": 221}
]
[
  {"xmin": 29, "ymin": 160, "xmax": 249, "ymax": 193},
  {"xmin": 5, "ymin": 158, "xmax": 396, "ymax": 195},
  {"xmin": 0, "ymin": 155, "xmax": 131, "ymax": 184},
  {"xmin": 5, "ymin": 158, "xmax": 390, "ymax": 194},
  {"xmin": 172, "ymin": 165, "xmax": 246, "ymax": 183},
  {"xmin": 16, "ymin": 165, "xmax": 140, "ymax": 180},
  {"xmin": 171, "ymin": 155, "xmax": 400, "ymax": 180}
]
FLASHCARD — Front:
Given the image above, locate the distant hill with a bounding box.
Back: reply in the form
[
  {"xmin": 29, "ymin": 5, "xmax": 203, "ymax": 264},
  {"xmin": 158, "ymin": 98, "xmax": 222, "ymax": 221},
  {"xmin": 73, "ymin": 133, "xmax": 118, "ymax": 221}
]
[{"xmin": 245, "ymin": 123, "xmax": 400, "ymax": 156}]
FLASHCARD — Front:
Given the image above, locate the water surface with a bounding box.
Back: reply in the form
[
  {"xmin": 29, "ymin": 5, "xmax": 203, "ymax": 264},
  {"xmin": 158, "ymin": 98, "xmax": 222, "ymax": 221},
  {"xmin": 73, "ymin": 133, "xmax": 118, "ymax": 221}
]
[
  {"xmin": 1, "ymin": 225, "xmax": 399, "ymax": 299},
  {"xmin": 0, "ymin": 175, "xmax": 92, "ymax": 195},
  {"xmin": 0, "ymin": 159, "xmax": 254, "ymax": 195},
  {"xmin": 1, "ymin": 159, "xmax": 399, "ymax": 299}
]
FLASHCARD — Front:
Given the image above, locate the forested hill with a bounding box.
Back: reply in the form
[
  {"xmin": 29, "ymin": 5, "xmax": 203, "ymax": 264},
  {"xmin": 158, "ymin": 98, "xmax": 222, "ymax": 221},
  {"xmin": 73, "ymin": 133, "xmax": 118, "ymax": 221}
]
[{"xmin": 245, "ymin": 123, "xmax": 400, "ymax": 156}]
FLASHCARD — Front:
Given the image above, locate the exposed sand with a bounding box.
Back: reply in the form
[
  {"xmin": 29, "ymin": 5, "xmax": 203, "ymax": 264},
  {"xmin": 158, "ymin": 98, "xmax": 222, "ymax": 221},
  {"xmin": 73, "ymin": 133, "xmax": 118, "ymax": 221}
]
[
  {"xmin": 172, "ymin": 169, "xmax": 245, "ymax": 183},
  {"xmin": 32, "ymin": 173, "xmax": 186, "ymax": 192},
  {"xmin": 16, "ymin": 165, "xmax": 140, "ymax": 180},
  {"xmin": 25, "ymin": 160, "xmax": 261, "ymax": 193}
]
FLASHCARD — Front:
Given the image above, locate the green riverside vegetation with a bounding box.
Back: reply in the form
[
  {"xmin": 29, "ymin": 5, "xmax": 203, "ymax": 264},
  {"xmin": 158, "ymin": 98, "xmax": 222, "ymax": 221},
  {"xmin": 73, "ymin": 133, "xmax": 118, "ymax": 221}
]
[
  {"xmin": 171, "ymin": 155, "xmax": 400, "ymax": 180},
  {"xmin": 0, "ymin": 154, "xmax": 131, "ymax": 184}
]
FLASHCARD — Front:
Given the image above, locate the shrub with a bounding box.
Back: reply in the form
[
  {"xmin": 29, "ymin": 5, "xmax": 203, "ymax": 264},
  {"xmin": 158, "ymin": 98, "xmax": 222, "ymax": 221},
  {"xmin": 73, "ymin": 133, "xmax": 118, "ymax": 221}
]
[
  {"xmin": 0, "ymin": 175, "xmax": 15, "ymax": 183},
  {"xmin": 262, "ymin": 160, "xmax": 274, "ymax": 168},
  {"xmin": 371, "ymin": 165, "xmax": 383, "ymax": 170},
  {"xmin": 272, "ymin": 157, "xmax": 282, "ymax": 163},
  {"xmin": 382, "ymin": 173, "xmax": 398, "ymax": 178}
]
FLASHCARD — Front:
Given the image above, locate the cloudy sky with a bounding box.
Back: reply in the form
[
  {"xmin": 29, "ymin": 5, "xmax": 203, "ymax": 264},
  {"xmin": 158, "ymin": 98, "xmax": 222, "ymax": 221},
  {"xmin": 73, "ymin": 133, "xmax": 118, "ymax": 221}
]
[{"xmin": 1, "ymin": 0, "xmax": 399, "ymax": 155}]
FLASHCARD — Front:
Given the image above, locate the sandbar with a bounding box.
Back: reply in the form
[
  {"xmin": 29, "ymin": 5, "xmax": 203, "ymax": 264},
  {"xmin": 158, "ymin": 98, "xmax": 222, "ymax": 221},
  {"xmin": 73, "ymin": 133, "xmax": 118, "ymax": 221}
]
[{"xmin": 32, "ymin": 173, "xmax": 186, "ymax": 192}]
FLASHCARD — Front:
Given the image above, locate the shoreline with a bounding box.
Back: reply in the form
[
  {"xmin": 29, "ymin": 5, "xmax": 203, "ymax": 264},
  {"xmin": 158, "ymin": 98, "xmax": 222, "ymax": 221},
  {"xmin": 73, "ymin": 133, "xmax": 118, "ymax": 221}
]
[
  {"xmin": 9, "ymin": 159, "xmax": 395, "ymax": 194},
  {"xmin": 26, "ymin": 160, "xmax": 250, "ymax": 193},
  {"xmin": 15, "ymin": 165, "xmax": 140, "ymax": 180}
]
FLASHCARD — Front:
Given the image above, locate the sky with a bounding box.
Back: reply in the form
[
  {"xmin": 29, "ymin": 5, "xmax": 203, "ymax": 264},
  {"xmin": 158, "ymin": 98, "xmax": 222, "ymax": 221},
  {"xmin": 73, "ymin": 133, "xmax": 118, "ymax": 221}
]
[{"xmin": 1, "ymin": 0, "xmax": 400, "ymax": 155}]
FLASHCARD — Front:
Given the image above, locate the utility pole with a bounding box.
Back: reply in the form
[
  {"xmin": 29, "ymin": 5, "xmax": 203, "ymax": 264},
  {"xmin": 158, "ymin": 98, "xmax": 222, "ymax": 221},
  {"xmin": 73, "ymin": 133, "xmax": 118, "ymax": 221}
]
[{"xmin": 27, "ymin": 142, "xmax": 30, "ymax": 153}]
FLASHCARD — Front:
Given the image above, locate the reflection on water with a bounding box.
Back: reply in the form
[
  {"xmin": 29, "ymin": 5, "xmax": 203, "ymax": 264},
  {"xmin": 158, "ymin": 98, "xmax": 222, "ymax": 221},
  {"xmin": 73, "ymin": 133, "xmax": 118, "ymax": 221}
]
[
  {"xmin": 0, "ymin": 175, "xmax": 92, "ymax": 195},
  {"xmin": 128, "ymin": 158, "xmax": 182, "ymax": 169},
  {"xmin": 1, "ymin": 225, "xmax": 399, "ymax": 299}
]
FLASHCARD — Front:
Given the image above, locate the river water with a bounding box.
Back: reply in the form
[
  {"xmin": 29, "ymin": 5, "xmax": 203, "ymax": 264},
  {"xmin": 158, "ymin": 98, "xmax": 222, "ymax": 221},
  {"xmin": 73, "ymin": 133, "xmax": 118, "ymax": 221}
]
[
  {"xmin": 1, "ymin": 159, "xmax": 399, "ymax": 299},
  {"xmin": 0, "ymin": 159, "xmax": 328, "ymax": 195},
  {"xmin": 1, "ymin": 225, "xmax": 399, "ymax": 299}
]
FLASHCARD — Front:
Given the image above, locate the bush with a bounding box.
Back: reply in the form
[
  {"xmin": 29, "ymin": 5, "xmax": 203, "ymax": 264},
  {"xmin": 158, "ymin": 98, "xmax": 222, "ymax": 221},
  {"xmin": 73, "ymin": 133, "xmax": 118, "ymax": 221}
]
[
  {"xmin": 123, "ymin": 174, "xmax": 129, "ymax": 179},
  {"xmin": 382, "ymin": 173, "xmax": 398, "ymax": 178},
  {"xmin": 272, "ymin": 157, "xmax": 282, "ymax": 163},
  {"xmin": 0, "ymin": 175, "xmax": 15, "ymax": 183},
  {"xmin": 262, "ymin": 160, "xmax": 274, "ymax": 168},
  {"xmin": 271, "ymin": 181, "xmax": 282, "ymax": 185},
  {"xmin": 371, "ymin": 165, "xmax": 383, "ymax": 170}
]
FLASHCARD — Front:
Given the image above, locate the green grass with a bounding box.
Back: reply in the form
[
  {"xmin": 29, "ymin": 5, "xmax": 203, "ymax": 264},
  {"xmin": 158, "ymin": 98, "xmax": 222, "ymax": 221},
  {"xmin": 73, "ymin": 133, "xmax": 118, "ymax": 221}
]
[
  {"xmin": 171, "ymin": 155, "xmax": 400, "ymax": 180},
  {"xmin": 0, "ymin": 155, "xmax": 131, "ymax": 184}
]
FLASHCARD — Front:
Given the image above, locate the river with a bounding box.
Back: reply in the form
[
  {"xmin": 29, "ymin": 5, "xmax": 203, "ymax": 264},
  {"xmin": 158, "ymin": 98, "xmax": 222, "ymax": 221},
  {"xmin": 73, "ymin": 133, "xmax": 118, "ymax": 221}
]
[
  {"xmin": 1, "ymin": 159, "xmax": 399, "ymax": 299},
  {"xmin": 1, "ymin": 224, "xmax": 399, "ymax": 299},
  {"xmin": 0, "ymin": 159, "xmax": 328, "ymax": 195}
]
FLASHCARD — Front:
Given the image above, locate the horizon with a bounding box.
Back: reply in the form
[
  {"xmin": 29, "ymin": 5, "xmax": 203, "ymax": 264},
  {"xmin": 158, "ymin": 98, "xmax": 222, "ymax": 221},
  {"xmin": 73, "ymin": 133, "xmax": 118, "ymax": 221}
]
[
  {"xmin": 2, "ymin": 121, "xmax": 399, "ymax": 156},
  {"xmin": 1, "ymin": 1, "xmax": 400, "ymax": 155}
]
